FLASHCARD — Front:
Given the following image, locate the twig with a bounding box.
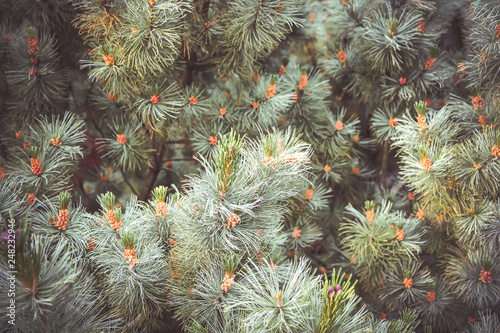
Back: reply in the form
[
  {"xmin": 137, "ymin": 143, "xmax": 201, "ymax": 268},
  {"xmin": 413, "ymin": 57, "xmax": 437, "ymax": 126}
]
[
  {"xmin": 305, "ymin": 248, "xmax": 329, "ymax": 269},
  {"xmin": 138, "ymin": 135, "xmax": 164, "ymax": 201},
  {"xmin": 161, "ymin": 167, "xmax": 181, "ymax": 180},
  {"xmin": 163, "ymin": 157, "xmax": 195, "ymax": 162},
  {"xmin": 165, "ymin": 139, "xmax": 191, "ymax": 144},
  {"xmin": 380, "ymin": 141, "xmax": 390, "ymax": 183},
  {"xmin": 120, "ymin": 167, "xmax": 138, "ymax": 196}
]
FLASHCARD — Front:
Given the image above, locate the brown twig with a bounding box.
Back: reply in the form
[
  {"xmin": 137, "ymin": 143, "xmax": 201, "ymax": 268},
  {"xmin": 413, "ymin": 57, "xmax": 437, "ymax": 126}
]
[
  {"xmin": 165, "ymin": 139, "xmax": 191, "ymax": 144},
  {"xmin": 120, "ymin": 167, "xmax": 138, "ymax": 196},
  {"xmin": 138, "ymin": 135, "xmax": 164, "ymax": 201},
  {"xmin": 380, "ymin": 141, "xmax": 390, "ymax": 184},
  {"xmin": 161, "ymin": 167, "xmax": 181, "ymax": 180}
]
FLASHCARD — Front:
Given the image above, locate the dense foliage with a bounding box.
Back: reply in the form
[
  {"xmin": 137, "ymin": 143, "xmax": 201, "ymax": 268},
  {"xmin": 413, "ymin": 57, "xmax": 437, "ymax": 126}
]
[{"xmin": 1, "ymin": 0, "xmax": 500, "ymax": 332}]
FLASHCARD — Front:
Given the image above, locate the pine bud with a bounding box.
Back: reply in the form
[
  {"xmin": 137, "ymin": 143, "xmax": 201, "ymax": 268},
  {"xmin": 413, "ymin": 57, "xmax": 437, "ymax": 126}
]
[
  {"xmin": 471, "ymin": 95, "xmax": 484, "ymax": 110},
  {"xmin": 305, "ymin": 189, "xmax": 314, "ymax": 200},
  {"xmin": 297, "ymin": 74, "xmax": 308, "ymax": 90},
  {"xmin": 335, "ymin": 121, "xmax": 344, "ymax": 131},
  {"xmin": 418, "ymin": 21, "xmax": 425, "ymax": 33},
  {"xmin": 124, "ymin": 248, "xmax": 140, "ymax": 269},
  {"xmin": 156, "ymin": 201, "xmax": 168, "ymax": 219},
  {"xmin": 416, "ymin": 114, "xmax": 429, "ymax": 130},
  {"xmin": 51, "ymin": 137, "xmax": 62, "ymax": 146},
  {"xmin": 327, "ymin": 285, "xmax": 335, "ymax": 297},
  {"xmin": 420, "ymin": 157, "xmax": 432, "ymax": 171},
  {"xmin": 56, "ymin": 209, "xmax": 69, "ymax": 230},
  {"xmin": 479, "ymin": 269, "xmax": 493, "ymax": 283},
  {"xmin": 426, "ymin": 290, "xmax": 436, "ymax": 303},
  {"xmin": 389, "ymin": 117, "xmax": 398, "ymax": 127},
  {"xmin": 424, "ymin": 56, "xmax": 436, "ymax": 71},
  {"xmin": 117, "ymin": 134, "xmax": 127, "ymax": 144},
  {"xmin": 492, "ymin": 145, "xmax": 500, "ymax": 159},
  {"xmin": 396, "ymin": 228, "xmax": 405, "ymax": 241},
  {"xmin": 403, "ymin": 277, "xmax": 413, "ymax": 289},
  {"xmin": 103, "ymin": 55, "xmax": 114, "ymax": 66},
  {"xmin": 337, "ymin": 50, "xmax": 347, "ymax": 67},
  {"xmin": 208, "ymin": 135, "xmax": 218, "ymax": 145},
  {"xmin": 291, "ymin": 228, "xmax": 302, "ymax": 239},
  {"xmin": 366, "ymin": 210, "xmax": 374, "ymax": 223},
  {"xmin": 478, "ymin": 114, "xmax": 487, "ymax": 125},
  {"xmin": 221, "ymin": 272, "xmax": 235, "ymax": 292},
  {"xmin": 150, "ymin": 94, "xmax": 160, "ymax": 105},
  {"xmin": 0, "ymin": 167, "xmax": 7, "ymax": 180},
  {"xmin": 225, "ymin": 214, "xmax": 239, "ymax": 228},
  {"xmin": 27, "ymin": 193, "xmax": 36, "ymax": 205},
  {"xmin": 31, "ymin": 158, "xmax": 42, "ymax": 176},
  {"xmin": 275, "ymin": 290, "xmax": 283, "ymax": 308},
  {"xmin": 87, "ymin": 238, "xmax": 96, "ymax": 251},
  {"xmin": 265, "ymin": 83, "xmax": 277, "ymax": 99}
]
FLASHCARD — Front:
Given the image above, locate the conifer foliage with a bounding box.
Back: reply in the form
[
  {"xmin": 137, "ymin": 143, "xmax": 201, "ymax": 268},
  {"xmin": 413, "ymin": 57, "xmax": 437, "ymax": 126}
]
[{"xmin": 1, "ymin": 0, "xmax": 500, "ymax": 332}]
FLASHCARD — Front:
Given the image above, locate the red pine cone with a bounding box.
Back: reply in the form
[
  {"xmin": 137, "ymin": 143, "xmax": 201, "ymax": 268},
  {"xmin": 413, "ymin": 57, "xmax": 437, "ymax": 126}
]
[
  {"xmin": 297, "ymin": 74, "xmax": 308, "ymax": 90},
  {"xmin": 221, "ymin": 272, "xmax": 235, "ymax": 292},
  {"xmin": 366, "ymin": 210, "xmax": 375, "ymax": 223},
  {"xmin": 103, "ymin": 55, "xmax": 114, "ymax": 66},
  {"xmin": 426, "ymin": 290, "xmax": 436, "ymax": 303},
  {"xmin": 31, "ymin": 158, "xmax": 42, "ymax": 176},
  {"xmin": 87, "ymin": 238, "xmax": 96, "ymax": 251},
  {"xmin": 116, "ymin": 134, "xmax": 127, "ymax": 144},
  {"xmin": 51, "ymin": 137, "xmax": 62, "ymax": 146},
  {"xmin": 471, "ymin": 95, "xmax": 484, "ymax": 110},
  {"xmin": 55, "ymin": 209, "xmax": 69, "ymax": 231},
  {"xmin": 150, "ymin": 94, "xmax": 160, "ymax": 105},
  {"xmin": 124, "ymin": 248, "xmax": 140, "ymax": 269},
  {"xmin": 337, "ymin": 50, "xmax": 347, "ymax": 67},
  {"xmin": 420, "ymin": 157, "xmax": 432, "ymax": 171},
  {"xmin": 305, "ymin": 189, "xmax": 314, "ymax": 200},
  {"xmin": 418, "ymin": 21, "xmax": 425, "ymax": 33},
  {"xmin": 292, "ymin": 228, "xmax": 302, "ymax": 239},
  {"xmin": 335, "ymin": 121, "xmax": 344, "ymax": 131},
  {"xmin": 208, "ymin": 135, "xmax": 218, "ymax": 145},
  {"xmin": 27, "ymin": 193, "xmax": 36, "ymax": 205},
  {"xmin": 479, "ymin": 269, "xmax": 493, "ymax": 284},
  {"xmin": 265, "ymin": 83, "xmax": 277, "ymax": 99},
  {"xmin": 396, "ymin": 228, "xmax": 405, "ymax": 241},
  {"xmin": 424, "ymin": 57, "xmax": 436, "ymax": 71},
  {"xmin": 491, "ymin": 145, "xmax": 500, "ymax": 159},
  {"xmin": 156, "ymin": 201, "xmax": 168, "ymax": 219},
  {"xmin": 104, "ymin": 210, "xmax": 122, "ymax": 231}
]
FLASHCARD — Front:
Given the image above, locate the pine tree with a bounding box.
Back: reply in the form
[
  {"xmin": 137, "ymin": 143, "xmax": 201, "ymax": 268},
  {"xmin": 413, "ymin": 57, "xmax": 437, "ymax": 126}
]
[{"xmin": 1, "ymin": 0, "xmax": 500, "ymax": 332}]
